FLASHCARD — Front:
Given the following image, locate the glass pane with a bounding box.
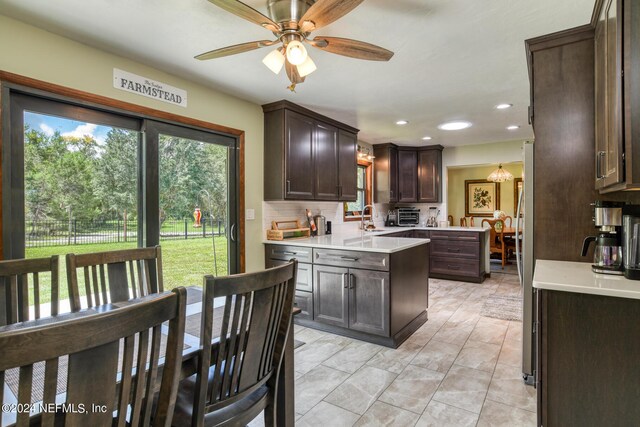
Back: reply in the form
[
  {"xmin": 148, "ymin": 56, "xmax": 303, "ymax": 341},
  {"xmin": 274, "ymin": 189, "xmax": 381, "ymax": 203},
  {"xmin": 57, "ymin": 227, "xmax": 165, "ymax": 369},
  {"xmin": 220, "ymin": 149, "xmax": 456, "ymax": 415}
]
[
  {"xmin": 24, "ymin": 111, "xmax": 139, "ymax": 313},
  {"xmin": 357, "ymin": 166, "xmax": 365, "ymax": 189},
  {"xmin": 159, "ymin": 134, "xmax": 229, "ymax": 289},
  {"xmin": 346, "ymin": 190, "xmax": 365, "ymax": 214}
]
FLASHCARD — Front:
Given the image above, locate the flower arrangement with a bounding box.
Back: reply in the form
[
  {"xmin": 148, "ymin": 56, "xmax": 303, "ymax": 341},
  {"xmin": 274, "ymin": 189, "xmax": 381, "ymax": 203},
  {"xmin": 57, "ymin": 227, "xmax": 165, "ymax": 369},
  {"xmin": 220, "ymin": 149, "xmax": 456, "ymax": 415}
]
[{"xmin": 493, "ymin": 210, "xmax": 507, "ymax": 220}]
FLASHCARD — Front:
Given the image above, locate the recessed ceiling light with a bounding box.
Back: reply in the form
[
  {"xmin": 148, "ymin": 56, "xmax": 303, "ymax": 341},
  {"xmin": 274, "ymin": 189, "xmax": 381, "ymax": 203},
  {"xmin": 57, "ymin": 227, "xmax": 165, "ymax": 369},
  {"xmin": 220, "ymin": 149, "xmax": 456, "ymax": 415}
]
[
  {"xmin": 396, "ymin": 120, "xmax": 409, "ymax": 125},
  {"xmin": 422, "ymin": 136, "xmax": 432, "ymax": 141},
  {"xmin": 438, "ymin": 121, "xmax": 472, "ymax": 131},
  {"xmin": 507, "ymin": 125, "xmax": 520, "ymax": 130},
  {"xmin": 495, "ymin": 103, "xmax": 513, "ymax": 110}
]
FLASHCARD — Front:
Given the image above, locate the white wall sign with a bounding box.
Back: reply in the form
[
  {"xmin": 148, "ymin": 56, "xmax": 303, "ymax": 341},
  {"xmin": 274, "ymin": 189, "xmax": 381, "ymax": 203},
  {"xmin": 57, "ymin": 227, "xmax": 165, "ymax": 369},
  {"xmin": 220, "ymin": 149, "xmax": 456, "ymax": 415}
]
[{"xmin": 113, "ymin": 68, "xmax": 187, "ymax": 107}]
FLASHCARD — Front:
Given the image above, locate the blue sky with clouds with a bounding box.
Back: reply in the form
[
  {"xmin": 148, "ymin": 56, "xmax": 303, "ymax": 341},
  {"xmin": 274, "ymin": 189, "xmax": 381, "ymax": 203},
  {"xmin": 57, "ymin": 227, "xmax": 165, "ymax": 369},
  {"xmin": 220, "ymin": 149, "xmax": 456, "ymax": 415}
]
[{"xmin": 24, "ymin": 111, "xmax": 112, "ymax": 145}]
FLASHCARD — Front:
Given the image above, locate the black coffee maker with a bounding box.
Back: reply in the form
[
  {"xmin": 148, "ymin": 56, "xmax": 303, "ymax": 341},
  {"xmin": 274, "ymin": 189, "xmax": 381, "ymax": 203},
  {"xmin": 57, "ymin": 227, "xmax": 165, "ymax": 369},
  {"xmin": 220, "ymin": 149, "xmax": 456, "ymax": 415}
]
[
  {"xmin": 622, "ymin": 205, "xmax": 640, "ymax": 280},
  {"xmin": 582, "ymin": 201, "xmax": 624, "ymax": 275}
]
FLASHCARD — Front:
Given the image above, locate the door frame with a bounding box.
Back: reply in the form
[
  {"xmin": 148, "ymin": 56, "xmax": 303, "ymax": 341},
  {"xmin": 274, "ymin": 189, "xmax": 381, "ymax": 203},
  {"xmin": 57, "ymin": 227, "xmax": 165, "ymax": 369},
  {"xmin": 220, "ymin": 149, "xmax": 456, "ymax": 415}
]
[{"xmin": 0, "ymin": 71, "xmax": 246, "ymax": 272}]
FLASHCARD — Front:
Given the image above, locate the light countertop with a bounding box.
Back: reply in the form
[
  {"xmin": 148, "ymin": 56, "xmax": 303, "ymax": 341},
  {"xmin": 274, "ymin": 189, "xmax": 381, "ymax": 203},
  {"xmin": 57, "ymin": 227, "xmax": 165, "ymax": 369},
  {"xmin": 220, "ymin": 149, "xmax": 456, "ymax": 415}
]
[
  {"xmin": 533, "ymin": 260, "xmax": 640, "ymax": 300},
  {"xmin": 263, "ymin": 232, "xmax": 429, "ymax": 253}
]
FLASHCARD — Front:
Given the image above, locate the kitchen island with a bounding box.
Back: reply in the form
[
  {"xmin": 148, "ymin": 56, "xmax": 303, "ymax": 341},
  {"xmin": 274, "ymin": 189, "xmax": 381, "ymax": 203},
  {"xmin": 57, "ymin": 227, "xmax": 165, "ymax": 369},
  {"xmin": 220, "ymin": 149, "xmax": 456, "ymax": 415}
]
[
  {"xmin": 264, "ymin": 234, "xmax": 429, "ymax": 348},
  {"xmin": 533, "ymin": 260, "xmax": 640, "ymax": 426}
]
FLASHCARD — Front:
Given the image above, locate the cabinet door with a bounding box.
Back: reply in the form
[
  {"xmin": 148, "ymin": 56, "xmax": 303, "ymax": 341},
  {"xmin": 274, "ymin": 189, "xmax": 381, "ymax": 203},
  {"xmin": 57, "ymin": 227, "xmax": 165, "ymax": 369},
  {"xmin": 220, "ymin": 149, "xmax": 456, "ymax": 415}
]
[
  {"xmin": 595, "ymin": 3, "xmax": 607, "ymax": 189},
  {"xmin": 397, "ymin": 150, "xmax": 417, "ymax": 202},
  {"xmin": 285, "ymin": 110, "xmax": 315, "ymax": 199},
  {"xmin": 595, "ymin": 0, "xmax": 624, "ymax": 189},
  {"xmin": 313, "ymin": 265, "xmax": 349, "ymax": 328},
  {"xmin": 389, "ymin": 147, "xmax": 399, "ymax": 203},
  {"xmin": 338, "ymin": 130, "xmax": 357, "ymax": 201},
  {"xmin": 314, "ymin": 122, "xmax": 340, "ymax": 200},
  {"xmin": 603, "ymin": 0, "xmax": 623, "ymax": 186},
  {"xmin": 348, "ymin": 269, "xmax": 389, "ymax": 336},
  {"xmin": 417, "ymin": 149, "xmax": 441, "ymax": 202}
]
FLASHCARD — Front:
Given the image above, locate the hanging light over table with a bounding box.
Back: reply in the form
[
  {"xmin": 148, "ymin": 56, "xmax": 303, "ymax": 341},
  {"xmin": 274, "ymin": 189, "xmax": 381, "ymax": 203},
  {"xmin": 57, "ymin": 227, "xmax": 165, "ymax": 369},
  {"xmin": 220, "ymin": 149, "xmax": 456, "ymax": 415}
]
[{"xmin": 487, "ymin": 164, "xmax": 514, "ymax": 182}]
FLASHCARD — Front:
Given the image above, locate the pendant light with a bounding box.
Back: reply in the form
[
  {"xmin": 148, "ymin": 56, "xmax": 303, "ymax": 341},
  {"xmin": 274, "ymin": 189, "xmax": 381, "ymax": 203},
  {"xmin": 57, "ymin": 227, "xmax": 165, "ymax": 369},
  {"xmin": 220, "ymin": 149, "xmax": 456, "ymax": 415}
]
[{"xmin": 487, "ymin": 164, "xmax": 514, "ymax": 182}]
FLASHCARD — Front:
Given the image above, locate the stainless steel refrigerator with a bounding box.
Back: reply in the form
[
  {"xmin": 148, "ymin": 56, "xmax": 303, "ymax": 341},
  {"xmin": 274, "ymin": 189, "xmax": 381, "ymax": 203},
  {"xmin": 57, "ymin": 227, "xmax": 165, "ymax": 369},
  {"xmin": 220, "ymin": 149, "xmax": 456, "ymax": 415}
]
[{"xmin": 516, "ymin": 141, "xmax": 535, "ymax": 385}]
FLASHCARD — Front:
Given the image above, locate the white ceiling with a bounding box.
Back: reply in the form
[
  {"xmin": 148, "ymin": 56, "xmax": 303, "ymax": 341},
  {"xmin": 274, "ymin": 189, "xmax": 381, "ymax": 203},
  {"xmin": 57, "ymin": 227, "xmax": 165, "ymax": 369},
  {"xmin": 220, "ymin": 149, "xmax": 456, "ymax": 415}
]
[{"xmin": 0, "ymin": 0, "xmax": 594, "ymax": 146}]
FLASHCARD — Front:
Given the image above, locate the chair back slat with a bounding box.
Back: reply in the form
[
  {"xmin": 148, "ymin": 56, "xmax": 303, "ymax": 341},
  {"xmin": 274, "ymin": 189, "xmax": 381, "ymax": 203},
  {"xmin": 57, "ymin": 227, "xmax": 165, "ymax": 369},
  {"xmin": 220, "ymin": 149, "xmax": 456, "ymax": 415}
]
[
  {"xmin": 230, "ymin": 292, "xmax": 252, "ymax": 394},
  {"xmin": 130, "ymin": 329, "xmax": 150, "ymax": 427},
  {"xmin": 194, "ymin": 261, "xmax": 296, "ymax": 421},
  {"xmin": 117, "ymin": 335, "xmax": 136, "ymax": 427},
  {"xmin": 67, "ymin": 246, "xmax": 163, "ymax": 312},
  {"xmin": 67, "ymin": 341, "xmax": 119, "ymax": 426},
  {"xmin": 17, "ymin": 365, "xmax": 34, "ymax": 425},
  {"xmin": 128, "ymin": 261, "xmax": 138, "ymax": 299},
  {"xmin": 42, "ymin": 358, "xmax": 58, "ymax": 427},
  {"xmin": 0, "ymin": 288, "xmax": 186, "ymax": 427},
  {"xmin": 0, "ymin": 256, "xmax": 59, "ymax": 325}
]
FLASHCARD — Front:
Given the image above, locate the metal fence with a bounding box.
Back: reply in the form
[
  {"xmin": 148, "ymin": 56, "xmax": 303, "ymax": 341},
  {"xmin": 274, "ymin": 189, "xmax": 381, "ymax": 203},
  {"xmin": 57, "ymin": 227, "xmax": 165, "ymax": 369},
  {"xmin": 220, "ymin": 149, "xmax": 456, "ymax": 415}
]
[{"xmin": 25, "ymin": 218, "xmax": 226, "ymax": 248}]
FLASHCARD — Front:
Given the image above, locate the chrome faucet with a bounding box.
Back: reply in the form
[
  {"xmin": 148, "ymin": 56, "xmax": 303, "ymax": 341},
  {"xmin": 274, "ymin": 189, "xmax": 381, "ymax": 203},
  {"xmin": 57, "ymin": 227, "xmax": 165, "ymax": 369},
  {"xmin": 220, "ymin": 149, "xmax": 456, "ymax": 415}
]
[{"xmin": 361, "ymin": 204, "xmax": 377, "ymax": 231}]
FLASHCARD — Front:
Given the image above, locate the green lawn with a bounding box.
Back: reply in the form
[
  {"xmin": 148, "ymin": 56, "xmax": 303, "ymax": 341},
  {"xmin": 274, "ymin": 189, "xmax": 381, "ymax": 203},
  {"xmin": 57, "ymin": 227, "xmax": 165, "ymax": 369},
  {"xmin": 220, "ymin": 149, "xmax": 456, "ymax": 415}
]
[{"xmin": 25, "ymin": 237, "xmax": 228, "ymax": 305}]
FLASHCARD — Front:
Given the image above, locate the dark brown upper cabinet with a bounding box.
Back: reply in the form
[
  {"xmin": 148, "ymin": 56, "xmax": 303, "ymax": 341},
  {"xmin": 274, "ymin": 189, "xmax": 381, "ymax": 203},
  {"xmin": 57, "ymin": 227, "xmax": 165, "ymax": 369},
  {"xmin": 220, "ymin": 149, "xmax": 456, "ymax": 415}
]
[
  {"xmin": 418, "ymin": 148, "xmax": 442, "ymax": 203},
  {"xmin": 374, "ymin": 144, "xmax": 442, "ymax": 204},
  {"xmin": 373, "ymin": 144, "xmax": 398, "ymax": 203},
  {"xmin": 595, "ymin": 0, "xmax": 640, "ymax": 192},
  {"xmin": 398, "ymin": 150, "xmax": 418, "ymax": 202},
  {"xmin": 263, "ymin": 100, "xmax": 359, "ymax": 201}
]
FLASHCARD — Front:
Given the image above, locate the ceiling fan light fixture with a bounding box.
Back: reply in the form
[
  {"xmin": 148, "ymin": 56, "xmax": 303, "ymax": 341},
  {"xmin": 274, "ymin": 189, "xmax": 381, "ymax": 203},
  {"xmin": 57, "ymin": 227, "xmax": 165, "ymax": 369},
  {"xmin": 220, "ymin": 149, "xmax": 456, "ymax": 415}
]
[
  {"xmin": 262, "ymin": 48, "xmax": 285, "ymax": 74},
  {"xmin": 297, "ymin": 55, "xmax": 317, "ymax": 77},
  {"xmin": 286, "ymin": 40, "xmax": 308, "ymax": 65}
]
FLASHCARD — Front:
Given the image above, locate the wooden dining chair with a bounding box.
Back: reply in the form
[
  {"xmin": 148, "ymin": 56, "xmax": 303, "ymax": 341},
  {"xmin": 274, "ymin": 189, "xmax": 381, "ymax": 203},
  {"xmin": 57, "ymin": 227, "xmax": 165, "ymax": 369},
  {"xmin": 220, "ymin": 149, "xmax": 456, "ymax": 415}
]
[
  {"xmin": 0, "ymin": 256, "xmax": 59, "ymax": 325},
  {"xmin": 447, "ymin": 215, "xmax": 454, "ymax": 226},
  {"xmin": 0, "ymin": 287, "xmax": 186, "ymax": 427},
  {"xmin": 173, "ymin": 260, "xmax": 297, "ymax": 427},
  {"xmin": 66, "ymin": 246, "xmax": 163, "ymax": 311},
  {"xmin": 503, "ymin": 216, "xmax": 513, "ymax": 228},
  {"xmin": 460, "ymin": 217, "xmax": 475, "ymax": 227},
  {"xmin": 482, "ymin": 218, "xmax": 510, "ymax": 268}
]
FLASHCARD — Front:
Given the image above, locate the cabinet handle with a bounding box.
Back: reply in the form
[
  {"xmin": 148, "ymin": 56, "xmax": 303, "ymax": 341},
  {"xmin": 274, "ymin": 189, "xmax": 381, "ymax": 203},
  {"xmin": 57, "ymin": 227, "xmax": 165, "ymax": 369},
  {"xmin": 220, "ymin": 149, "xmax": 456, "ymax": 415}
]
[
  {"xmin": 596, "ymin": 151, "xmax": 605, "ymax": 179},
  {"xmin": 340, "ymin": 256, "xmax": 359, "ymax": 262},
  {"xmin": 447, "ymin": 248, "xmax": 461, "ymax": 253},
  {"xmin": 343, "ymin": 273, "xmax": 349, "ymax": 288},
  {"xmin": 349, "ymin": 273, "xmax": 355, "ymax": 289},
  {"xmin": 286, "ymin": 179, "xmax": 291, "ymax": 193},
  {"xmin": 275, "ymin": 250, "xmax": 297, "ymax": 255},
  {"xmin": 338, "ymin": 185, "xmax": 343, "ymax": 198},
  {"xmin": 447, "ymin": 265, "xmax": 461, "ymax": 270}
]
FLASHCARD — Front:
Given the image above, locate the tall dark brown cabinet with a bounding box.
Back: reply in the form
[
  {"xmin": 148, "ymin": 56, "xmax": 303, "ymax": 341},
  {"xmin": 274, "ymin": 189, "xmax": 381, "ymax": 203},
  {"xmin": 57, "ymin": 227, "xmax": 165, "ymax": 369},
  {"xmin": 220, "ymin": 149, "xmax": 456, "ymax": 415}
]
[
  {"xmin": 263, "ymin": 100, "xmax": 358, "ymax": 201},
  {"xmin": 526, "ymin": 26, "xmax": 600, "ymax": 263}
]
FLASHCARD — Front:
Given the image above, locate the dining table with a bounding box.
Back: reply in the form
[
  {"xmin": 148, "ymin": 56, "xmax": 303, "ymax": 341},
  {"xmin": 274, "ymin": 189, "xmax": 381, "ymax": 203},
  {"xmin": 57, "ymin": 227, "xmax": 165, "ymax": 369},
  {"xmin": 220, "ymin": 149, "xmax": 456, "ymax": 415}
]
[{"xmin": 1, "ymin": 286, "xmax": 297, "ymax": 427}]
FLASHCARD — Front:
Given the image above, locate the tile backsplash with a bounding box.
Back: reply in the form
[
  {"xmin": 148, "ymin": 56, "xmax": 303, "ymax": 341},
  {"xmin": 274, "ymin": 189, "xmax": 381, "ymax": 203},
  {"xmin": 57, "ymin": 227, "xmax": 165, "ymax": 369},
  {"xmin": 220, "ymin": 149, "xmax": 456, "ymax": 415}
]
[{"xmin": 263, "ymin": 201, "xmax": 386, "ymax": 235}]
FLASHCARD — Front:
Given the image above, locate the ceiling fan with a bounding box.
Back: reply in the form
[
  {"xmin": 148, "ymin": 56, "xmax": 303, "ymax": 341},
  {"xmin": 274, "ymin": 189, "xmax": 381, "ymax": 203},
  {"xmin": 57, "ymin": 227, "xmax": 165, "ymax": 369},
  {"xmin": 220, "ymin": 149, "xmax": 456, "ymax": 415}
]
[{"xmin": 196, "ymin": 0, "xmax": 394, "ymax": 91}]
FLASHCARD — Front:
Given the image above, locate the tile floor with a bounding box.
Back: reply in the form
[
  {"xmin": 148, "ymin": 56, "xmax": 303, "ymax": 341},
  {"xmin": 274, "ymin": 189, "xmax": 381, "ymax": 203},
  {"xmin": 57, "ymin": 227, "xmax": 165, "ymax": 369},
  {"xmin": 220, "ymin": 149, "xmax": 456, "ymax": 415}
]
[{"xmin": 253, "ymin": 271, "xmax": 536, "ymax": 426}]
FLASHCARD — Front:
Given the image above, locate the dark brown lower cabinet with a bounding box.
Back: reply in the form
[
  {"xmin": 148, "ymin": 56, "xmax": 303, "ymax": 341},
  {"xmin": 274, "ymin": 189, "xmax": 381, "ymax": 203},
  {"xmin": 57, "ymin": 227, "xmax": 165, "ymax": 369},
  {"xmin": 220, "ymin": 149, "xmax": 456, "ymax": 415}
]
[
  {"xmin": 537, "ymin": 289, "xmax": 640, "ymax": 426},
  {"xmin": 313, "ymin": 265, "xmax": 350, "ymax": 328},
  {"xmin": 312, "ymin": 265, "xmax": 390, "ymax": 337}
]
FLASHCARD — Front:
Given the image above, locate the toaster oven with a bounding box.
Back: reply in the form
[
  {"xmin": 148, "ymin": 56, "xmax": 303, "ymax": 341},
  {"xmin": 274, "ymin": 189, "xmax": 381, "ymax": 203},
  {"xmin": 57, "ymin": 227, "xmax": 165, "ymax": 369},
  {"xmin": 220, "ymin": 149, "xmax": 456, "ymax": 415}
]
[{"xmin": 396, "ymin": 207, "xmax": 420, "ymax": 226}]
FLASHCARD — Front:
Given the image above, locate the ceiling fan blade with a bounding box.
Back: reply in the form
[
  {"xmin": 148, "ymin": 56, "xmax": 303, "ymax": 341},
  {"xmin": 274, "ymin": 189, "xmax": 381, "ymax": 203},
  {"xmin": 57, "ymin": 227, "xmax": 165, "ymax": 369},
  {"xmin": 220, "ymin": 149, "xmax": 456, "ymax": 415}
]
[
  {"xmin": 299, "ymin": 0, "xmax": 364, "ymax": 31},
  {"xmin": 310, "ymin": 36, "xmax": 394, "ymax": 61},
  {"xmin": 207, "ymin": 0, "xmax": 280, "ymax": 32},
  {"xmin": 285, "ymin": 60, "xmax": 305, "ymax": 84},
  {"xmin": 195, "ymin": 40, "xmax": 275, "ymax": 60}
]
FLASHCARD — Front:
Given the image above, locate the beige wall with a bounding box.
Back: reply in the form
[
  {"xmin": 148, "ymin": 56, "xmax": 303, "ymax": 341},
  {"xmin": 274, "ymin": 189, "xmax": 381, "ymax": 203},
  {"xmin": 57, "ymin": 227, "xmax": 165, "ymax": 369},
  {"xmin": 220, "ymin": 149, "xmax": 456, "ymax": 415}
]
[
  {"xmin": 447, "ymin": 162, "xmax": 523, "ymax": 224},
  {"xmin": 0, "ymin": 15, "xmax": 266, "ymax": 271}
]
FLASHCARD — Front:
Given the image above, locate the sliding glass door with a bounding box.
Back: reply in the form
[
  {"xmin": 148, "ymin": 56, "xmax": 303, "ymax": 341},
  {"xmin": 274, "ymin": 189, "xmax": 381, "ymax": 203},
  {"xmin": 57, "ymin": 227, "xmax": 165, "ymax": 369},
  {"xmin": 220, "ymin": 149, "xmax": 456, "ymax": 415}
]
[{"xmin": 3, "ymin": 91, "xmax": 239, "ymax": 310}]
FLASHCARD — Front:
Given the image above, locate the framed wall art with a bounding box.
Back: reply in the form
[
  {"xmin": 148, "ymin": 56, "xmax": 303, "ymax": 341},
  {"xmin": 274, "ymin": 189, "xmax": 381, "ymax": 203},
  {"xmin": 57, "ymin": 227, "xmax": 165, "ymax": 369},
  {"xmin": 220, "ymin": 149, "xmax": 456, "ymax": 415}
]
[
  {"xmin": 514, "ymin": 177, "xmax": 523, "ymax": 216},
  {"xmin": 465, "ymin": 179, "xmax": 500, "ymax": 217}
]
